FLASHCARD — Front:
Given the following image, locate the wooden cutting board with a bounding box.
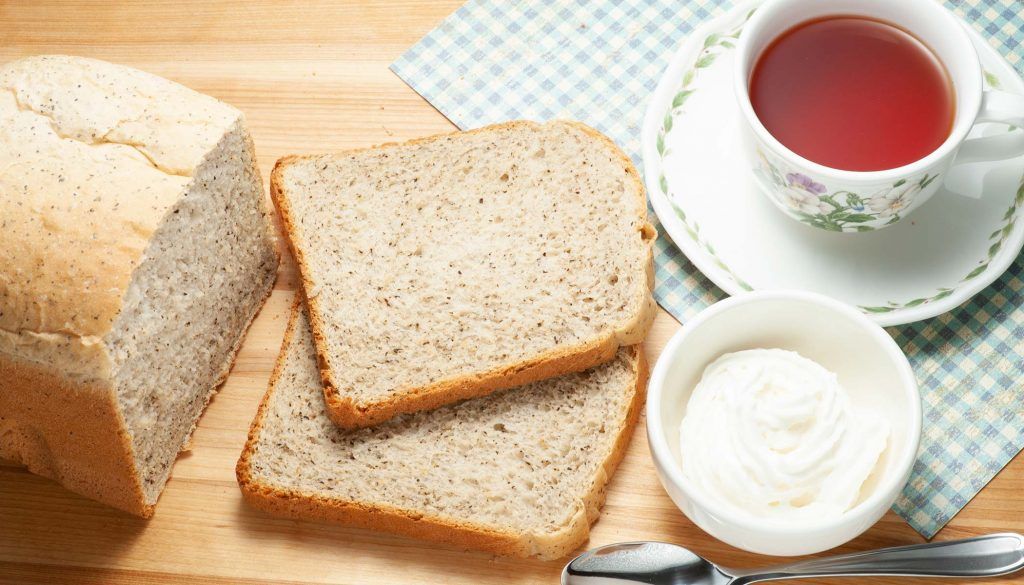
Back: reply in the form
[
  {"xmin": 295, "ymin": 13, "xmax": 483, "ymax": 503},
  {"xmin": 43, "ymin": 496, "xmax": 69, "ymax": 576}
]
[{"xmin": 1, "ymin": 2, "xmax": 1021, "ymax": 583}]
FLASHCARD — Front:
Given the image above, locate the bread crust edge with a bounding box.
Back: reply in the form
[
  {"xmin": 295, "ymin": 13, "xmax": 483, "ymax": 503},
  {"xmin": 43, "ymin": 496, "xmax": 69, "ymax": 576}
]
[
  {"xmin": 0, "ymin": 361, "xmax": 153, "ymax": 517},
  {"xmin": 269, "ymin": 120, "xmax": 657, "ymax": 430},
  {"xmin": 235, "ymin": 298, "xmax": 648, "ymax": 560}
]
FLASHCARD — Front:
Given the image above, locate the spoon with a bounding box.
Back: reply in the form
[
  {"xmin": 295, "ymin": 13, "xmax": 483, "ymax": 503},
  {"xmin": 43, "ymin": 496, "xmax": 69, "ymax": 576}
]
[{"xmin": 562, "ymin": 533, "xmax": 1024, "ymax": 584}]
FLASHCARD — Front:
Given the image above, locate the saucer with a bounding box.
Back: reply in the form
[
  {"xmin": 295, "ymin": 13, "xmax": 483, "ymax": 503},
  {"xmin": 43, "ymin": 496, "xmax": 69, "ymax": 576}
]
[{"xmin": 642, "ymin": 0, "xmax": 1024, "ymax": 326}]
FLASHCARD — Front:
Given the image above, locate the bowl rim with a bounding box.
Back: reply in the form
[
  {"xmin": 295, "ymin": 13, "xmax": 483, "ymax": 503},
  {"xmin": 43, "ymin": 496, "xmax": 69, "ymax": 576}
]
[{"xmin": 646, "ymin": 289, "xmax": 922, "ymax": 536}]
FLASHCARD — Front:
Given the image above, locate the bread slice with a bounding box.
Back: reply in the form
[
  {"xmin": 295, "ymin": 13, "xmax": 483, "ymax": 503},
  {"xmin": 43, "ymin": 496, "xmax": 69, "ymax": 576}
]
[
  {"xmin": 237, "ymin": 301, "xmax": 647, "ymax": 560},
  {"xmin": 271, "ymin": 120, "xmax": 656, "ymax": 428},
  {"xmin": 0, "ymin": 55, "xmax": 279, "ymax": 515}
]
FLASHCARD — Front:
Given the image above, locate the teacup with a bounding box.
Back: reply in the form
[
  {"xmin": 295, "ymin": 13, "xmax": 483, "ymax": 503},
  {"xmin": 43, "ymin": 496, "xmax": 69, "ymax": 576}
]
[{"xmin": 735, "ymin": 0, "xmax": 1024, "ymax": 233}]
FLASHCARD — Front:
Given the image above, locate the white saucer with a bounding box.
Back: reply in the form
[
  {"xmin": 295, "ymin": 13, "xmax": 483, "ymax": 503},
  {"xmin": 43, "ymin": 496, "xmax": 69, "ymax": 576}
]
[{"xmin": 642, "ymin": 0, "xmax": 1024, "ymax": 326}]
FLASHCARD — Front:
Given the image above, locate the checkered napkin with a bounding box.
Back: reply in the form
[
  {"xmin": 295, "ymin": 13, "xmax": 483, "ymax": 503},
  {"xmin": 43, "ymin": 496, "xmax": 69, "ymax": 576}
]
[{"xmin": 391, "ymin": 0, "xmax": 1024, "ymax": 539}]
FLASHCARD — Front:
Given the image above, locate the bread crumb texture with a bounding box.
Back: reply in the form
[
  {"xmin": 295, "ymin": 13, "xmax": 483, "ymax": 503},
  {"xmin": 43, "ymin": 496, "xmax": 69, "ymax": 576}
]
[
  {"xmin": 276, "ymin": 121, "xmax": 654, "ymax": 411},
  {"xmin": 243, "ymin": 306, "xmax": 641, "ymax": 557}
]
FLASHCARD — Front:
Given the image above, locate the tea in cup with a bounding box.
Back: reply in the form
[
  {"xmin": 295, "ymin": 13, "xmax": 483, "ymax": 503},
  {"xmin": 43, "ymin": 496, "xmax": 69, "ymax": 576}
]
[{"xmin": 736, "ymin": 0, "xmax": 1024, "ymax": 232}]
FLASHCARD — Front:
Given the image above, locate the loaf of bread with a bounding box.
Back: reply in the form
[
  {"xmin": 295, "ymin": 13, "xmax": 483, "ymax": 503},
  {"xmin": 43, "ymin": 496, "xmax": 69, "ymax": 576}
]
[
  {"xmin": 0, "ymin": 55, "xmax": 279, "ymax": 516},
  {"xmin": 271, "ymin": 121, "xmax": 656, "ymax": 428},
  {"xmin": 237, "ymin": 302, "xmax": 646, "ymax": 559}
]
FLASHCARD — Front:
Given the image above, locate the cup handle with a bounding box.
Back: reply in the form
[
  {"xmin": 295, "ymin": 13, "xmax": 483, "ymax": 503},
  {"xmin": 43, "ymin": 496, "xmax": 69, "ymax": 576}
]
[{"xmin": 954, "ymin": 90, "xmax": 1024, "ymax": 164}]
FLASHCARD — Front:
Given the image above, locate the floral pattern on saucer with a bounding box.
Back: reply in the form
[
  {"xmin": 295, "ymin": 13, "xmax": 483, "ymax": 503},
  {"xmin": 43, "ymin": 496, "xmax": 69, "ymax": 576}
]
[
  {"xmin": 755, "ymin": 151, "xmax": 940, "ymax": 232},
  {"xmin": 655, "ymin": 9, "xmax": 754, "ymax": 290},
  {"xmin": 862, "ymin": 178, "xmax": 1024, "ymax": 313}
]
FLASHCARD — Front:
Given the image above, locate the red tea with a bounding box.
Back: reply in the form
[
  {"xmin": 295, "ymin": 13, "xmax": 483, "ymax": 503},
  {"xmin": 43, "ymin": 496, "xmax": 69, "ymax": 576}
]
[{"xmin": 749, "ymin": 16, "xmax": 955, "ymax": 172}]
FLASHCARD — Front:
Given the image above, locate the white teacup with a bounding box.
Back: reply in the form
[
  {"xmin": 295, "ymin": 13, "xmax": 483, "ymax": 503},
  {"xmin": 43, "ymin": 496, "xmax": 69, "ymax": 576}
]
[{"xmin": 735, "ymin": 0, "xmax": 1024, "ymax": 233}]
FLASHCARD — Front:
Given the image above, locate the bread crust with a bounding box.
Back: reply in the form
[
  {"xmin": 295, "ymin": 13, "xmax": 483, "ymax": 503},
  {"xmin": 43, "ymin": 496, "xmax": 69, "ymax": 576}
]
[
  {"xmin": 270, "ymin": 120, "xmax": 656, "ymax": 429},
  {"xmin": 0, "ymin": 260, "xmax": 277, "ymax": 517},
  {"xmin": 0, "ymin": 359, "xmax": 152, "ymax": 517},
  {"xmin": 236, "ymin": 298, "xmax": 648, "ymax": 560}
]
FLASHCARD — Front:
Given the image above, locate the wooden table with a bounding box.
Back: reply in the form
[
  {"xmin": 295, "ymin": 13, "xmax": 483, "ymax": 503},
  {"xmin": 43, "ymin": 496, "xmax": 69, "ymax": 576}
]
[{"xmin": 1, "ymin": 2, "xmax": 1021, "ymax": 584}]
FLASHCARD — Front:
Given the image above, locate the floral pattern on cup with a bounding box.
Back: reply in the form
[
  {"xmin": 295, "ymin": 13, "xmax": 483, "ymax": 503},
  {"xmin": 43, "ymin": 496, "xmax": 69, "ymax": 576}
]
[{"xmin": 755, "ymin": 151, "xmax": 940, "ymax": 232}]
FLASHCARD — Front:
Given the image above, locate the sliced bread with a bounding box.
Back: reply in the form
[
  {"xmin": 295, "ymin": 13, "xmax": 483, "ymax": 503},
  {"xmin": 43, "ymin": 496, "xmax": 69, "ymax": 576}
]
[
  {"xmin": 271, "ymin": 120, "xmax": 656, "ymax": 428},
  {"xmin": 237, "ymin": 301, "xmax": 647, "ymax": 560}
]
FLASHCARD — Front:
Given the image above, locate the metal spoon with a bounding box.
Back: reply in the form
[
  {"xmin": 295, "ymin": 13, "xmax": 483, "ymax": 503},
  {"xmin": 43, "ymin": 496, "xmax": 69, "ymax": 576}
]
[{"xmin": 562, "ymin": 533, "xmax": 1024, "ymax": 584}]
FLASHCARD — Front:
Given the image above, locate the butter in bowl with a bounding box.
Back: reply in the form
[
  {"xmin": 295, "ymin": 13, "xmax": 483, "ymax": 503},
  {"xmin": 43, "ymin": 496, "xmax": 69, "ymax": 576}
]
[{"xmin": 646, "ymin": 290, "xmax": 921, "ymax": 556}]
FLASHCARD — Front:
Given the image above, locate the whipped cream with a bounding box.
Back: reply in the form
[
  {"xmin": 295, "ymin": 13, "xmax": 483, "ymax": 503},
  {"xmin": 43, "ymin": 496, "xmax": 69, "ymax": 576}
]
[{"xmin": 678, "ymin": 349, "xmax": 889, "ymax": 521}]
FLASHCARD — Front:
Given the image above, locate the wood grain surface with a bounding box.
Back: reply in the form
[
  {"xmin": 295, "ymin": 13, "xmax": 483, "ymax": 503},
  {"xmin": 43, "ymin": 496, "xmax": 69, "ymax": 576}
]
[{"xmin": 1, "ymin": 2, "xmax": 1021, "ymax": 584}]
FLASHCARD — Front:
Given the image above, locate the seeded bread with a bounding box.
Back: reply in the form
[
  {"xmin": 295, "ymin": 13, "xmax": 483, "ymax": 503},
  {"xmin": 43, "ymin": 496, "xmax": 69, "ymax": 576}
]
[
  {"xmin": 271, "ymin": 121, "xmax": 656, "ymax": 428},
  {"xmin": 237, "ymin": 302, "xmax": 646, "ymax": 559},
  {"xmin": 0, "ymin": 55, "xmax": 279, "ymax": 516}
]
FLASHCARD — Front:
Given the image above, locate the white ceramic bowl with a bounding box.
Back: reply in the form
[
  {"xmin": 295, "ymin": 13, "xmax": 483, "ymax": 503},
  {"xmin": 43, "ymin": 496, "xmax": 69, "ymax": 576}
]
[{"xmin": 647, "ymin": 290, "xmax": 921, "ymax": 556}]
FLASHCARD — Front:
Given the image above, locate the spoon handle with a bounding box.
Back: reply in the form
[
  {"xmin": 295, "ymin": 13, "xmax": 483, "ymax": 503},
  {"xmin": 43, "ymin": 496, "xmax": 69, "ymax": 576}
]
[{"xmin": 730, "ymin": 533, "xmax": 1024, "ymax": 583}]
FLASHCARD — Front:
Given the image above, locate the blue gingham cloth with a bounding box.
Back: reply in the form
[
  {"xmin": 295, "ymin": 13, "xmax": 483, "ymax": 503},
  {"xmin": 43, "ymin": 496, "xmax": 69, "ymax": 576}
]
[{"xmin": 391, "ymin": 0, "xmax": 1024, "ymax": 539}]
